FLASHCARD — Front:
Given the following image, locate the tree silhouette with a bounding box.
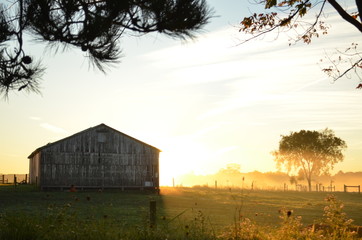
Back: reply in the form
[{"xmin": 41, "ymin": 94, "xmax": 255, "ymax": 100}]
[
  {"xmin": 239, "ymin": 0, "xmax": 361, "ymax": 86},
  {"xmin": 273, "ymin": 128, "xmax": 347, "ymax": 191},
  {"xmin": 0, "ymin": 0, "xmax": 212, "ymax": 97}
]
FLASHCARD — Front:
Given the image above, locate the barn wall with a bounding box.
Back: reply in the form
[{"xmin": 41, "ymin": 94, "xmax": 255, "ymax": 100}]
[
  {"xmin": 29, "ymin": 152, "xmax": 41, "ymax": 185},
  {"xmin": 38, "ymin": 126, "xmax": 159, "ymax": 189}
]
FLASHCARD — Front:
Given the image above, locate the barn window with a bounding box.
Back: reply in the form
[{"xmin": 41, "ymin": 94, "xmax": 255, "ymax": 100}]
[
  {"xmin": 97, "ymin": 131, "xmax": 107, "ymax": 143},
  {"xmin": 85, "ymin": 141, "xmax": 89, "ymax": 152}
]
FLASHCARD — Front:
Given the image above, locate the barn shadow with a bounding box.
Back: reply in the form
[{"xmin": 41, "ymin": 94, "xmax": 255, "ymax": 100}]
[{"xmin": 83, "ymin": 188, "xmax": 167, "ymax": 226}]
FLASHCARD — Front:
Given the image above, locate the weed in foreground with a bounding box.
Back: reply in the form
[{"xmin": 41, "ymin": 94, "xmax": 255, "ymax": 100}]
[{"xmin": 219, "ymin": 194, "xmax": 362, "ymax": 240}]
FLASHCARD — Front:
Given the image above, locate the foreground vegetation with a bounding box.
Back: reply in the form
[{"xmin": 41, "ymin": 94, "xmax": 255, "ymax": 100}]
[{"xmin": 0, "ymin": 185, "xmax": 362, "ymax": 239}]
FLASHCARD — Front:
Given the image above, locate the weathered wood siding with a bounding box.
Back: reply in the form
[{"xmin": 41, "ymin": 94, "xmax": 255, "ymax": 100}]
[
  {"xmin": 29, "ymin": 124, "xmax": 160, "ymax": 189},
  {"xmin": 29, "ymin": 152, "xmax": 41, "ymax": 185}
]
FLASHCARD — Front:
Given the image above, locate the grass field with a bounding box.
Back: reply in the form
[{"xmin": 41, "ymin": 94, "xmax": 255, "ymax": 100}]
[
  {"xmin": 161, "ymin": 187, "xmax": 362, "ymax": 228},
  {"xmin": 1, "ymin": 185, "xmax": 362, "ymax": 239}
]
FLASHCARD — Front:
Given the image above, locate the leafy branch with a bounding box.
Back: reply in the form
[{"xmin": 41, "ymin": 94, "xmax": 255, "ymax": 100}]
[{"xmin": 239, "ymin": 0, "xmax": 362, "ymax": 86}]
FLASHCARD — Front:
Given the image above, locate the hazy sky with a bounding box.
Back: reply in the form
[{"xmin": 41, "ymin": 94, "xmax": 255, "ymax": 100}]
[{"xmin": 1, "ymin": 1, "xmax": 361, "ymax": 186}]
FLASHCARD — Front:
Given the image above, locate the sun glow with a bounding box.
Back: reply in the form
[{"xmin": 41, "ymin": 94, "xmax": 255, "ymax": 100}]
[{"xmin": 159, "ymin": 137, "xmax": 213, "ymax": 186}]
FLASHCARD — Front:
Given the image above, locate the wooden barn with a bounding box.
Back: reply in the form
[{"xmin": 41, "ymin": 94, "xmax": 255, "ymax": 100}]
[{"xmin": 28, "ymin": 124, "xmax": 161, "ymax": 191}]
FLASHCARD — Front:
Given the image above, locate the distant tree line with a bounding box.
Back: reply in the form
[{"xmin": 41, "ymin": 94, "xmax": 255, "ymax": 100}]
[{"xmin": 176, "ymin": 169, "xmax": 362, "ymax": 192}]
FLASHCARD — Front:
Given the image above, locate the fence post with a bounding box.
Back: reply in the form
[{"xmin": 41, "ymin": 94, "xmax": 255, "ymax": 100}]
[
  {"xmin": 1, "ymin": 175, "xmax": 4, "ymax": 184},
  {"xmin": 150, "ymin": 200, "xmax": 157, "ymax": 227},
  {"xmin": 14, "ymin": 174, "xmax": 17, "ymax": 187},
  {"xmin": 215, "ymin": 180, "xmax": 217, "ymax": 189},
  {"xmin": 344, "ymin": 184, "xmax": 347, "ymax": 193},
  {"xmin": 25, "ymin": 174, "xmax": 28, "ymax": 184}
]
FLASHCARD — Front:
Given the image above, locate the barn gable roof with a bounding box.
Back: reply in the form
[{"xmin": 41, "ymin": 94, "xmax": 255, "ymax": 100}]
[{"xmin": 28, "ymin": 123, "xmax": 161, "ymax": 159}]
